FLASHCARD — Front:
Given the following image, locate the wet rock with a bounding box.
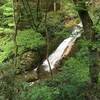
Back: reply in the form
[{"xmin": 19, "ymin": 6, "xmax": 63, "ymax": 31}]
[
  {"xmin": 24, "ymin": 70, "xmax": 38, "ymax": 82},
  {"xmin": 15, "ymin": 70, "xmax": 38, "ymax": 82}
]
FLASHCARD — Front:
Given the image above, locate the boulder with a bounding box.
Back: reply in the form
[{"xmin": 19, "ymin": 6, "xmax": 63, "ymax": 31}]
[{"xmin": 19, "ymin": 51, "xmax": 39, "ymax": 71}]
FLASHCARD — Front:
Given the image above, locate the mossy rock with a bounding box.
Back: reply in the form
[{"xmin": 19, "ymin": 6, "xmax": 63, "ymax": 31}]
[
  {"xmin": 16, "ymin": 70, "xmax": 38, "ymax": 82},
  {"xmin": 64, "ymin": 17, "xmax": 80, "ymax": 29},
  {"xmin": 19, "ymin": 51, "xmax": 39, "ymax": 70}
]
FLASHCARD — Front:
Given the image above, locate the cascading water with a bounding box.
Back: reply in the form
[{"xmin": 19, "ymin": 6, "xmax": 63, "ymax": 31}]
[{"xmin": 42, "ymin": 22, "xmax": 83, "ymax": 72}]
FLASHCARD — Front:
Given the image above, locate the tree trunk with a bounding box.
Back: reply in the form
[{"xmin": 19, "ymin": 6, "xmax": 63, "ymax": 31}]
[
  {"xmin": 73, "ymin": 0, "xmax": 99, "ymax": 87},
  {"xmin": 54, "ymin": 1, "xmax": 56, "ymax": 11}
]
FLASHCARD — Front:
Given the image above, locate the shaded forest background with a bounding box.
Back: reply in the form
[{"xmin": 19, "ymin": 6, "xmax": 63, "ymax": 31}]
[{"xmin": 0, "ymin": 0, "xmax": 100, "ymax": 100}]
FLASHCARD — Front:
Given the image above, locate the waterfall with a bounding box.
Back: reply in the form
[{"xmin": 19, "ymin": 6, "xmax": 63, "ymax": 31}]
[{"xmin": 42, "ymin": 22, "xmax": 83, "ymax": 72}]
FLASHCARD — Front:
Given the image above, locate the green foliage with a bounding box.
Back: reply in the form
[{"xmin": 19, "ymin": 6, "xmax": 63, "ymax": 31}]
[
  {"xmin": 0, "ymin": 37, "xmax": 14, "ymax": 63},
  {"xmin": 0, "ymin": 68, "xmax": 19, "ymax": 100},
  {"xmin": 5, "ymin": 41, "xmax": 90, "ymax": 100},
  {"xmin": 0, "ymin": 0, "xmax": 14, "ymax": 33},
  {"xmin": 21, "ymin": 85, "xmax": 55, "ymax": 100},
  {"xmin": 38, "ymin": 11, "xmax": 65, "ymax": 35},
  {"xmin": 0, "ymin": 0, "xmax": 100, "ymax": 100},
  {"xmin": 0, "ymin": 42, "xmax": 91, "ymax": 100},
  {"xmin": 0, "ymin": 29, "xmax": 45, "ymax": 63},
  {"xmin": 17, "ymin": 29, "xmax": 45, "ymax": 54}
]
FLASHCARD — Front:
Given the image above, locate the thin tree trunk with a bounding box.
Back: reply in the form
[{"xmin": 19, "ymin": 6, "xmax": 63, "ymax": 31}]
[
  {"xmin": 12, "ymin": 0, "xmax": 18, "ymax": 67},
  {"xmin": 54, "ymin": 1, "xmax": 56, "ymax": 11},
  {"xmin": 44, "ymin": 0, "xmax": 53, "ymax": 79}
]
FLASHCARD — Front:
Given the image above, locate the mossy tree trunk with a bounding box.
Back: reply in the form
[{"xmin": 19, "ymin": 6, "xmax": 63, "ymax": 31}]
[{"xmin": 73, "ymin": 0, "xmax": 99, "ymax": 87}]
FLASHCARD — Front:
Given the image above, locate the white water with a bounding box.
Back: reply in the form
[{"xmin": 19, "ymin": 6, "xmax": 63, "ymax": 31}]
[{"xmin": 42, "ymin": 22, "xmax": 83, "ymax": 72}]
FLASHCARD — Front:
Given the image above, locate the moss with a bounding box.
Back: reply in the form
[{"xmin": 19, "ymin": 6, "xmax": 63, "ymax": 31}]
[
  {"xmin": 0, "ymin": 29, "xmax": 45, "ymax": 63},
  {"xmin": 17, "ymin": 29, "xmax": 45, "ymax": 54},
  {"xmin": 64, "ymin": 18, "xmax": 80, "ymax": 29}
]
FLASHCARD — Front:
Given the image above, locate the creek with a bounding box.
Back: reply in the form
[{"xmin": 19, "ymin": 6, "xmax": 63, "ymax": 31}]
[{"xmin": 42, "ymin": 22, "xmax": 83, "ymax": 72}]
